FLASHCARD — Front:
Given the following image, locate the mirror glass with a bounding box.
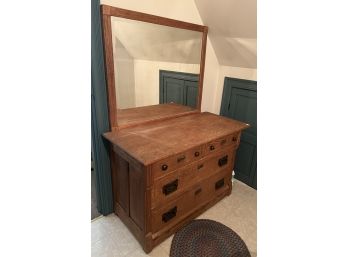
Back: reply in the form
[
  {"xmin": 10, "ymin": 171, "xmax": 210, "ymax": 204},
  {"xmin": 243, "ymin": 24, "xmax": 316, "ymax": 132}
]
[{"xmin": 111, "ymin": 17, "xmax": 203, "ymax": 113}]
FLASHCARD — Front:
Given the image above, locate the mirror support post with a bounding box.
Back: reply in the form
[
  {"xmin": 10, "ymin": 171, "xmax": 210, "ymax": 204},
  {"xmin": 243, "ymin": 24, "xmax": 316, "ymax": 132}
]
[
  {"xmin": 197, "ymin": 26, "xmax": 208, "ymax": 112},
  {"xmin": 101, "ymin": 5, "xmax": 118, "ymax": 130}
]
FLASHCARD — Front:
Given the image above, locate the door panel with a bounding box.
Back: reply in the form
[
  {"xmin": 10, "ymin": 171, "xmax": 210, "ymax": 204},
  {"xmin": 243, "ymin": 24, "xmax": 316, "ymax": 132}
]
[
  {"xmin": 220, "ymin": 77, "xmax": 257, "ymax": 189},
  {"xmin": 160, "ymin": 70, "xmax": 198, "ymax": 107},
  {"xmin": 91, "ymin": 0, "xmax": 113, "ymax": 215},
  {"xmin": 234, "ymin": 142, "xmax": 255, "ymax": 184},
  {"xmin": 229, "ymin": 88, "xmax": 257, "ymax": 138},
  {"xmin": 164, "ymin": 78, "xmax": 185, "ymax": 105},
  {"xmin": 185, "ymin": 81, "xmax": 198, "ymax": 108}
]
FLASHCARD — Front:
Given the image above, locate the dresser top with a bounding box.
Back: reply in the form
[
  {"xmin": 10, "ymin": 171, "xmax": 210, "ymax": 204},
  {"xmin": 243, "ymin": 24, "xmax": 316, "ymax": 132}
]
[
  {"xmin": 117, "ymin": 103, "xmax": 197, "ymax": 128},
  {"xmin": 104, "ymin": 112, "xmax": 249, "ymax": 165}
]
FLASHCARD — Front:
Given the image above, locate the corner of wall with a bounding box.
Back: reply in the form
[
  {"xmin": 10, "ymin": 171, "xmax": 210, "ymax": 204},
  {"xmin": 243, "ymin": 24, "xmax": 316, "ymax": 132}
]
[{"xmin": 191, "ymin": 1, "xmax": 220, "ymax": 114}]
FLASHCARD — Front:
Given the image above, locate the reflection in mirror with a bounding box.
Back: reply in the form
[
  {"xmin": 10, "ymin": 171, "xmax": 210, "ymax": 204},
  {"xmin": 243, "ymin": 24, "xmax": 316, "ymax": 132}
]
[{"xmin": 111, "ymin": 17, "xmax": 202, "ymax": 111}]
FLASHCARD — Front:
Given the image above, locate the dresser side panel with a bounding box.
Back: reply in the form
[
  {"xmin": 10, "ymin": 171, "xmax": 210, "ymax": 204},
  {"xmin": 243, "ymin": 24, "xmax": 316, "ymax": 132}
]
[
  {"xmin": 114, "ymin": 153, "xmax": 130, "ymax": 215},
  {"xmin": 129, "ymin": 164, "xmax": 145, "ymax": 230}
]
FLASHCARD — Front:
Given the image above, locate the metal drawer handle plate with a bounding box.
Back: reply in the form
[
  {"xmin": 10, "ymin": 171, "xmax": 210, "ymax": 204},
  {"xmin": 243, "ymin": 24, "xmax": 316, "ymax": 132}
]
[
  {"xmin": 215, "ymin": 178, "xmax": 224, "ymax": 190},
  {"xmin": 162, "ymin": 179, "xmax": 178, "ymax": 196},
  {"xmin": 162, "ymin": 206, "xmax": 177, "ymax": 223},
  {"xmin": 195, "ymin": 188, "xmax": 202, "ymax": 195},
  {"xmin": 218, "ymin": 155, "xmax": 228, "ymax": 167},
  {"xmin": 177, "ymin": 155, "xmax": 186, "ymax": 163}
]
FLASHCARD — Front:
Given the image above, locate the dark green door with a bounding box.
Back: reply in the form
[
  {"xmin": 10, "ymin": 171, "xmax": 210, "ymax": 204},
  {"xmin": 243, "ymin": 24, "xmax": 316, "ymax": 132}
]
[
  {"xmin": 185, "ymin": 80, "xmax": 198, "ymax": 108},
  {"xmin": 163, "ymin": 77, "xmax": 185, "ymax": 105},
  {"xmin": 160, "ymin": 70, "xmax": 198, "ymax": 108},
  {"xmin": 220, "ymin": 77, "xmax": 257, "ymax": 189},
  {"xmin": 91, "ymin": 0, "xmax": 114, "ymax": 215}
]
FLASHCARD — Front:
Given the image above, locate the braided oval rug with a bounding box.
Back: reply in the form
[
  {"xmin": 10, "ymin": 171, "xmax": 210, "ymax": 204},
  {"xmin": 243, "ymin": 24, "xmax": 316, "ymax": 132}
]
[{"xmin": 170, "ymin": 219, "xmax": 251, "ymax": 257}]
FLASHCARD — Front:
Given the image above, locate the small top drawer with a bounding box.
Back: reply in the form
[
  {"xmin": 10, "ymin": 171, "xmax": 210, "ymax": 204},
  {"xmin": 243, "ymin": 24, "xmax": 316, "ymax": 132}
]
[
  {"xmin": 183, "ymin": 147, "xmax": 235, "ymax": 188},
  {"xmin": 152, "ymin": 145, "xmax": 203, "ymax": 180},
  {"xmin": 205, "ymin": 132, "xmax": 240, "ymax": 155}
]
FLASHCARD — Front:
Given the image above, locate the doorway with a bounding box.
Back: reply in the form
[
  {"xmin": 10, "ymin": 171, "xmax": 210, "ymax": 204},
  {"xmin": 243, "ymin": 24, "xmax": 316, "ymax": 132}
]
[
  {"xmin": 220, "ymin": 77, "xmax": 257, "ymax": 189},
  {"xmin": 159, "ymin": 70, "xmax": 199, "ymax": 108}
]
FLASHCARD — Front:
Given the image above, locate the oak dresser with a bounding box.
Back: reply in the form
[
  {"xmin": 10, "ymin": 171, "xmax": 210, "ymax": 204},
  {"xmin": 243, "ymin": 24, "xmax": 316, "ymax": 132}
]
[
  {"xmin": 100, "ymin": 5, "xmax": 250, "ymax": 253},
  {"xmin": 103, "ymin": 111, "xmax": 248, "ymax": 252}
]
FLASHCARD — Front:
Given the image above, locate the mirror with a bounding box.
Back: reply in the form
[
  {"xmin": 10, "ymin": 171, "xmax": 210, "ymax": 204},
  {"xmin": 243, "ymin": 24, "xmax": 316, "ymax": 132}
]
[
  {"xmin": 101, "ymin": 6, "xmax": 207, "ymax": 129},
  {"xmin": 111, "ymin": 17, "xmax": 202, "ymax": 110}
]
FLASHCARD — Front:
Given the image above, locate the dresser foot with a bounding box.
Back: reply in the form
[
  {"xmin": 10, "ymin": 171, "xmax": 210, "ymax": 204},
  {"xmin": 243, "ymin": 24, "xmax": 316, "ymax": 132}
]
[
  {"xmin": 143, "ymin": 233, "xmax": 153, "ymax": 253},
  {"xmin": 227, "ymin": 180, "xmax": 233, "ymax": 196}
]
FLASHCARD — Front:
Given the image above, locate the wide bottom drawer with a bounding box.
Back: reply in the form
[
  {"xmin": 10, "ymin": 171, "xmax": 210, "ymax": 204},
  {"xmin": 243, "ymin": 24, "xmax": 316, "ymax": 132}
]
[{"xmin": 151, "ymin": 168, "xmax": 231, "ymax": 233}]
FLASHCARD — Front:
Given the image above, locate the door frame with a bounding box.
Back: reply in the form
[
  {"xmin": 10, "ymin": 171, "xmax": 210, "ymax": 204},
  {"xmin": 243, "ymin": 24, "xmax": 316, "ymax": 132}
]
[{"xmin": 159, "ymin": 70, "xmax": 199, "ymax": 104}]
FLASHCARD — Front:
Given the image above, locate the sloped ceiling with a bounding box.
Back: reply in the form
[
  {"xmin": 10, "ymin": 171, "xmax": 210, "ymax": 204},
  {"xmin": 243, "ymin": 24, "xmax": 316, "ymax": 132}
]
[
  {"xmin": 111, "ymin": 17, "xmax": 202, "ymax": 64},
  {"xmin": 194, "ymin": 0, "xmax": 257, "ymax": 68}
]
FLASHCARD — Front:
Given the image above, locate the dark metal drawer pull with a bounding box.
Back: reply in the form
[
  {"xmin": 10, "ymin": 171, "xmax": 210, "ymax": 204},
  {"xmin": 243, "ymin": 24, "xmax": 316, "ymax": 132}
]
[
  {"xmin": 215, "ymin": 179, "xmax": 224, "ymax": 190},
  {"xmin": 210, "ymin": 145, "xmax": 215, "ymax": 151},
  {"xmin": 162, "ymin": 206, "xmax": 177, "ymax": 223},
  {"xmin": 194, "ymin": 151, "xmax": 200, "ymax": 157},
  {"xmin": 218, "ymin": 155, "xmax": 228, "ymax": 167},
  {"xmin": 221, "ymin": 139, "xmax": 227, "ymax": 145},
  {"xmin": 177, "ymin": 155, "xmax": 186, "ymax": 163},
  {"xmin": 161, "ymin": 164, "xmax": 168, "ymax": 171},
  {"xmin": 197, "ymin": 164, "xmax": 204, "ymax": 170},
  {"xmin": 162, "ymin": 179, "xmax": 178, "ymax": 196},
  {"xmin": 232, "ymin": 137, "xmax": 237, "ymax": 142},
  {"xmin": 195, "ymin": 188, "xmax": 202, "ymax": 195}
]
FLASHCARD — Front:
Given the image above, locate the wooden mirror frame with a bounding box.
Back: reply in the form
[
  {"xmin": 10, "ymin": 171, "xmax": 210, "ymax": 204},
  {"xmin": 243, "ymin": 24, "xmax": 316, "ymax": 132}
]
[{"xmin": 100, "ymin": 5, "xmax": 208, "ymax": 131}]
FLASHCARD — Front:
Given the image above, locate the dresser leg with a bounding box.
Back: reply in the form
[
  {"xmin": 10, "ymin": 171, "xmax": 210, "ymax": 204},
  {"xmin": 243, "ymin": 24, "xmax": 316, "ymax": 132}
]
[
  {"xmin": 227, "ymin": 180, "xmax": 233, "ymax": 196},
  {"xmin": 143, "ymin": 233, "xmax": 153, "ymax": 253}
]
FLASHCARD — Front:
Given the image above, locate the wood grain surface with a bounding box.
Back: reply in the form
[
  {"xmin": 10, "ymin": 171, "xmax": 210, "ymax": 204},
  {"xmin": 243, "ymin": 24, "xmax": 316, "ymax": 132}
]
[
  {"xmin": 117, "ymin": 103, "xmax": 197, "ymax": 128},
  {"xmin": 104, "ymin": 112, "xmax": 249, "ymax": 165}
]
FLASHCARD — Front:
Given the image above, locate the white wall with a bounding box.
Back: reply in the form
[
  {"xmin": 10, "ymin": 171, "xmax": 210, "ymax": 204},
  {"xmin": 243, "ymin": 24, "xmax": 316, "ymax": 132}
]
[
  {"xmin": 111, "ymin": 17, "xmax": 202, "ymax": 64},
  {"xmin": 133, "ymin": 60, "xmax": 200, "ymax": 107},
  {"xmin": 112, "ymin": 37, "xmax": 136, "ymax": 109},
  {"xmin": 114, "ymin": 58, "xmax": 136, "ymax": 109},
  {"xmin": 194, "ymin": 0, "xmax": 257, "ymax": 68}
]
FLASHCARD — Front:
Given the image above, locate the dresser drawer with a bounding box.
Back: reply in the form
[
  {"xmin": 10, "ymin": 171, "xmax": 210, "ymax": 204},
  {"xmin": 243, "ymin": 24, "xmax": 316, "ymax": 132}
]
[
  {"xmin": 152, "ymin": 147, "xmax": 235, "ymax": 208},
  {"xmin": 152, "ymin": 145, "xmax": 203, "ymax": 180},
  {"xmin": 183, "ymin": 147, "xmax": 235, "ymax": 188},
  {"xmin": 205, "ymin": 133, "xmax": 240, "ymax": 155},
  {"xmin": 151, "ymin": 165, "xmax": 189, "ymax": 209},
  {"xmin": 151, "ymin": 169, "xmax": 231, "ymax": 233}
]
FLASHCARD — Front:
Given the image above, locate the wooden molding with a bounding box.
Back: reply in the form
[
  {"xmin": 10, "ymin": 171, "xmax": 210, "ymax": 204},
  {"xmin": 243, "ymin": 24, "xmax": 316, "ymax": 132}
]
[
  {"xmin": 197, "ymin": 26, "xmax": 208, "ymax": 111},
  {"xmin": 101, "ymin": 11, "xmax": 117, "ymax": 129},
  {"xmin": 101, "ymin": 5, "xmax": 206, "ymax": 32}
]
